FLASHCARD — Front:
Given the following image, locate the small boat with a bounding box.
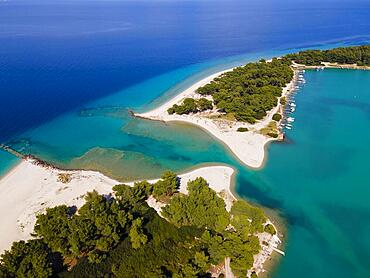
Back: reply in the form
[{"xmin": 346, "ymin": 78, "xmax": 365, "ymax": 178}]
[
  {"xmin": 290, "ymin": 103, "xmax": 296, "ymax": 107},
  {"xmin": 287, "ymin": 117, "xmax": 295, "ymax": 122}
]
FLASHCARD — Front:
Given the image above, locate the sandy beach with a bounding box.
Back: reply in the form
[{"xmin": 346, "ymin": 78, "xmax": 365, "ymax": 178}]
[
  {"xmin": 0, "ymin": 158, "xmax": 281, "ymax": 276},
  {"xmin": 0, "ymin": 159, "xmax": 235, "ymax": 254},
  {"xmin": 136, "ymin": 65, "xmax": 298, "ymax": 168}
]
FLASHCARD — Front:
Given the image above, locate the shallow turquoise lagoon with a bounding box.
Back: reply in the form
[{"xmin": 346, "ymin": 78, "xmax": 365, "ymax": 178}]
[
  {"xmin": 6, "ymin": 49, "xmax": 290, "ymax": 180},
  {"xmin": 3, "ymin": 51, "xmax": 370, "ymax": 277},
  {"xmin": 240, "ymin": 69, "xmax": 370, "ymax": 277},
  {"xmin": 0, "ymin": 150, "xmax": 20, "ymax": 177}
]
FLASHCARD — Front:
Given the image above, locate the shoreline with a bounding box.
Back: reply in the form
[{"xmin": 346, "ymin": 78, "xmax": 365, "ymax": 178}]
[
  {"xmin": 0, "ymin": 158, "xmax": 236, "ymax": 254},
  {"xmin": 0, "ymin": 157, "xmax": 282, "ymax": 277},
  {"xmin": 135, "ymin": 65, "xmax": 299, "ymax": 169},
  {"xmin": 293, "ymin": 62, "xmax": 370, "ymax": 71}
]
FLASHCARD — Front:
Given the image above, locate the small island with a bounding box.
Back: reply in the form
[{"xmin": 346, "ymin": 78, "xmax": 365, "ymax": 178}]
[{"xmin": 136, "ymin": 45, "xmax": 370, "ymax": 168}]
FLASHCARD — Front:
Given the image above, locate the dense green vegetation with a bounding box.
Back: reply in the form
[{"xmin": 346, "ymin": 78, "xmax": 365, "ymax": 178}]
[
  {"xmin": 264, "ymin": 224, "xmax": 276, "ymax": 235},
  {"xmin": 272, "ymin": 113, "xmax": 282, "ymax": 122},
  {"xmin": 169, "ymin": 59, "xmax": 293, "ymax": 124},
  {"xmin": 0, "ymin": 239, "xmax": 62, "ymax": 278},
  {"xmin": 167, "ymin": 46, "xmax": 369, "ymax": 127},
  {"xmin": 285, "ymin": 45, "xmax": 370, "ymax": 66},
  {"xmin": 237, "ymin": 127, "xmax": 249, "ymax": 132},
  {"xmin": 280, "ymin": 97, "xmax": 286, "ymax": 105},
  {"xmin": 0, "ymin": 172, "xmax": 270, "ymax": 277},
  {"xmin": 162, "ymin": 177, "xmax": 230, "ymax": 233},
  {"xmin": 168, "ymin": 98, "xmax": 213, "ymax": 115},
  {"xmin": 152, "ymin": 171, "xmax": 179, "ymax": 201},
  {"xmin": 260, "ymin": 121, "xmax": 279, "ymax": 138}
]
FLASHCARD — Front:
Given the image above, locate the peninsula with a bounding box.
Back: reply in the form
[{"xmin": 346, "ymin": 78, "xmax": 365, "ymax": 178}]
[
  {"xmin": 136, "ymin": 45, "xmax": 370, "ymax": 168},
  {"xmin": 1, "ymin": 45, "xmax": 369, "ymax": 278}
]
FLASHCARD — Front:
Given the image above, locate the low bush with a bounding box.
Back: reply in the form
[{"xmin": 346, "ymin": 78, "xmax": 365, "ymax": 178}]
[
  {"xmin": 267, "ymin": 132, "xmax": 278, "ymax": 138},
  {"xmin": 272, "ymin": 113, "xmax": 282, "ymax": 121},
  {"xmin": 264, "ymin": 223, "xmax": 276, "ymax": 235},
  {"xmin": 237, "ymin": 127, "xmax": 249, "ymax": 132}
]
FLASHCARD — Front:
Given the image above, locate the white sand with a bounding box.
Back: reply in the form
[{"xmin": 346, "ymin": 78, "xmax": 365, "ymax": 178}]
[
  {"xmin": 136, "ymin": 67, "xmax": 297, "ymax": 168},
  {"xmin": 249, "ymin": 222, "xmax": 284, "ymax": 277},
  {"xmin": 0, "ymin": 159, "xmax": 235, "ymax": 254}
]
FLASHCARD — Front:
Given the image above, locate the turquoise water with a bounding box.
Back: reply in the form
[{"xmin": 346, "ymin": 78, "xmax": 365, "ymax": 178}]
[
  {"xmin": 238, "ymin": 69, "xmax": 370, "ymax": 277},
  {"xmin": 1, "ymin": 0, "xmax": 370, "ymax": 275},
  {"xmin": 2, "ymin": 52, "xmax": 370, "ymax": 277},
  {"xmin": 5, "ymin": 49, "xmax": 293, "ymax": 181},
  {"xmin": 3, "ymin": 44, "xmax": 346, "ymax": 180},
  {"xmin": 0, "ymin": 150, "xmax": 20, "ymax": 177}
]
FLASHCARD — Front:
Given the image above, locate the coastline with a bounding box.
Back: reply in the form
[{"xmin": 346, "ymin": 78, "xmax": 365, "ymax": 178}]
[
  {"xmin": 0, "ymin": 157, "xmax": 282, "ymax": 277},
  {"xmin": 255, "ymin": 207, "xmax": 288, "ymax": 278},
  {"xmin": 293, "ymin": 62, "xmax": 370, "ymax": 71},
  {"xmin": 135, "ymin": 64, "xmax": 299, "ymax": 169},
  {"xmin": 0, "ymin": 158, "xmax": 236, "ymax": 254}
]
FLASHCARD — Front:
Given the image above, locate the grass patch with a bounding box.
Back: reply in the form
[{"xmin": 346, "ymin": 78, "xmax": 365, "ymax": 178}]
[{"xmin": 260, "ymin": 121, "xmax": 279, "ymax": 138}]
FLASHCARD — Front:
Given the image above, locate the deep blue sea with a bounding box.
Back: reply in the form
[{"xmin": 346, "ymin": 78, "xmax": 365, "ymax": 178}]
[{"xmin": 1, "ymin": 0, "xmax": 370, "ymax": 277}]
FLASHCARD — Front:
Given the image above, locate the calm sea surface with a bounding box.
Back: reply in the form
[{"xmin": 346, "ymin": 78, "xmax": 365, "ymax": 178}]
[{"xmin": 1, "ymin": 0, "xmax": 370, "ymax": 277}]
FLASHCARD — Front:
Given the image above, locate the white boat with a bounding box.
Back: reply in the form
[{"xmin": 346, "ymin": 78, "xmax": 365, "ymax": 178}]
[
  {"xmin": 287, "ymin": 117, "xmax": 295, "ymax": 123},
  {"xmin": 290, "ymin": 103, "xmax": 296, "ymax": 107}
]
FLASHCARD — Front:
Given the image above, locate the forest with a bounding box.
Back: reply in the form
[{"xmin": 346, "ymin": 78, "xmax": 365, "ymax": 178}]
[
  {"xmin": 167, "ymin": 45, "xmax": 370, "ymax": 124},
  {"xmin": 167, "ymin": 98, "xmax": 213, "ymax": 115},
  {"xmin": 0, "ymin": 172, "xmax": 271, "ymax": 278},
  {"xmin": 285, "ymin": 45, "xmax": 370, "ymax": 66},
  {"xmin": 169, "ymin": 59, "xmax": 293, "ymax": 124}
]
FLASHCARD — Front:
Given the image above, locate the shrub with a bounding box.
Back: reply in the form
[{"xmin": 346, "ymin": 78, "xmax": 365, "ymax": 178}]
[
  {"xmin": 280, "ymin": 97, "xmax": 286, "ymax": 105},
  {"xmin": 167, "ymin": 98, "xmax": 198, "ymax": 115},
  {"xmin": 272, "ymin": 113, "xmax": 282, "ymax": 121},
  {"xmin": 57, "ymin": 173, "xmax": 72, "ymax": 183},
  {"xmin": 197, "ymin": 98, "xmax": 213, "ymax": 111},
  {"xmin": 264, "ymin": 223, "xmax": 276, "ymax": 235},
  {"xmin": 153, "ymin": 171, "xmax": 179, "ymax": 200},
  {"xmin": 267, "ymin": 132, "xmax": 279, "ymax": 138},
  {"xmin": 267, "ymin": 132, "xmax": 278, "ymax": 138},
  {"xmin": 237, "ymin": 127, "xmax": 249, "ymax": 132}
]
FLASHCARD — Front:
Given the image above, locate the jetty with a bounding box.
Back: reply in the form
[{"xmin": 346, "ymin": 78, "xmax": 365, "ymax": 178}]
[{"xmin": 0, "ymin": 144, "xmax": 25, "ymax": 159}]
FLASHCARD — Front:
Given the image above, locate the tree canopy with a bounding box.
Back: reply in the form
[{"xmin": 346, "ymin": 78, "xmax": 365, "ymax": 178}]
[
  {"xmin": 168, "ymin": 97, "xmax": 213, "ymax": 115},
  {"xmin": 0, "ymin": 239, "xmax": 60, "ymax": 278},
  {"xmin": 168, "ymin": 59, "xmax": 293, "ymax": 124},
  {"xmin": 0, "ymin": 172, "xmax": 272, "ymax": 277},
  {"xmin": 162, "ymin": 177, "xmax": 230, "ymax": 232},
  {"xmin": 152, "ymin": 171, "xmax": 179, "ymax": 200},
  {"xmin": 285, "ymin": 45, "xmax": 370, "ymax": 66}
]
